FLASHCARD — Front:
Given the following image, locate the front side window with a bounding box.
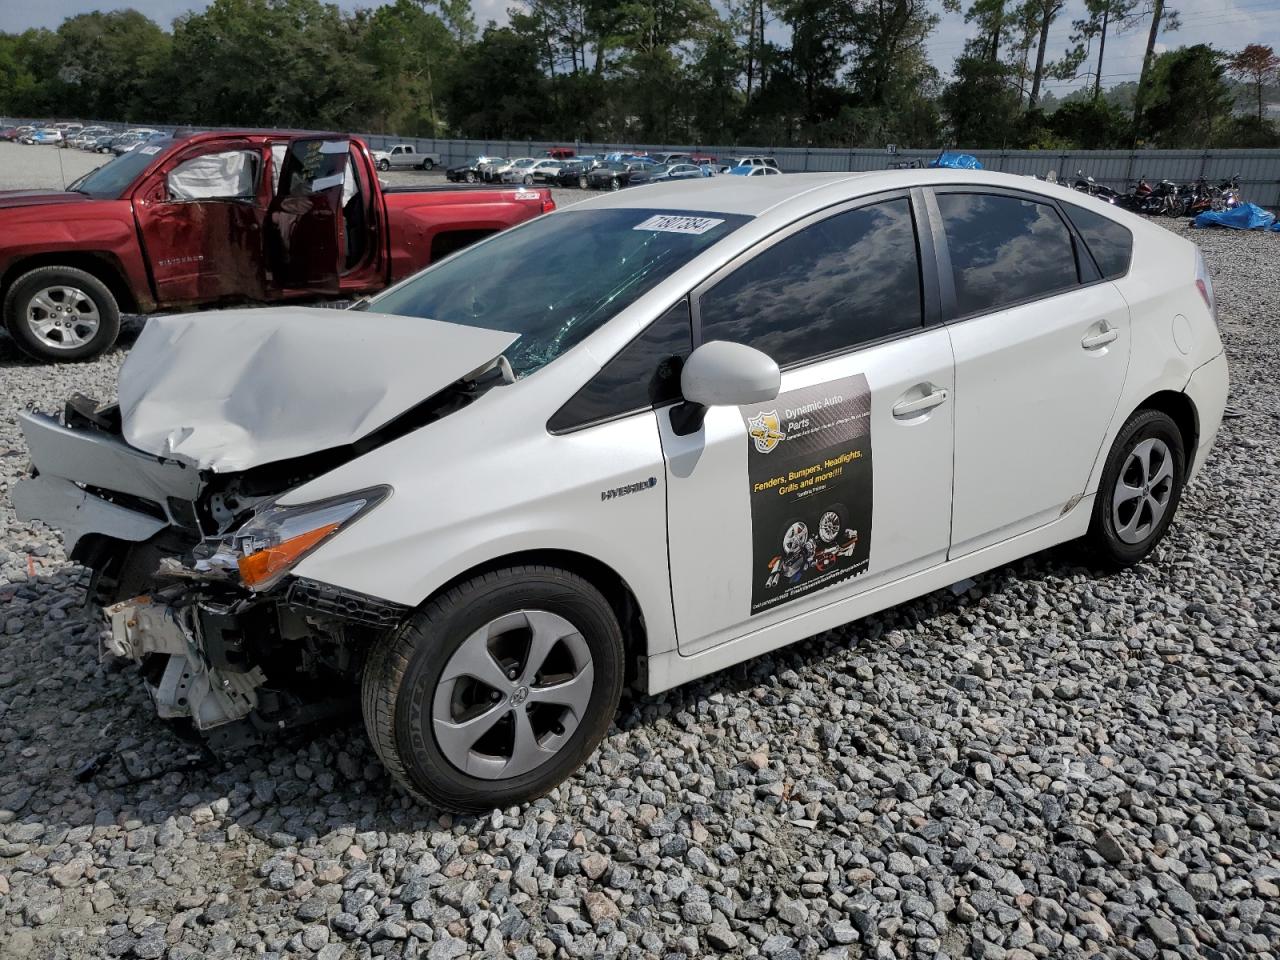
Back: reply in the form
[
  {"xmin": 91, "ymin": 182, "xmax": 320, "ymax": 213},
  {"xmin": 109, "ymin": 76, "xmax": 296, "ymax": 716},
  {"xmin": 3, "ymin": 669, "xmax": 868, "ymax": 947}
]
[
  {"xmin": 937, "ymin": 192, "xmax": 1079, "ymax": 316},
  {"xmin": 1061, "ymin": 201, "xmax": 1133, "ymax": 280},
  {"xmin": 697, "ymin": 198, "xmax": 923, "ymax": 367},
  {"xmin": 367, "ymin": 209, "xmax": 748, "ymax": 378},
  {"xmin": 167, "ymin": 150, "xmax": 260, "ymax": 201}
]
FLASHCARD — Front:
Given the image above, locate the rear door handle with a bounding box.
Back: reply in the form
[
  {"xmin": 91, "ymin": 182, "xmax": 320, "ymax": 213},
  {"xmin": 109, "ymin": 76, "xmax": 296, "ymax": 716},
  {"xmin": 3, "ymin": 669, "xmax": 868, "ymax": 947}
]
[
  {"xmin": 893, "ymin": 388, "xmax": 948, "ymax": 419},
  {"xmin": 1081, "ymin": 321, "xmax": 1118, "ymax": 350}
]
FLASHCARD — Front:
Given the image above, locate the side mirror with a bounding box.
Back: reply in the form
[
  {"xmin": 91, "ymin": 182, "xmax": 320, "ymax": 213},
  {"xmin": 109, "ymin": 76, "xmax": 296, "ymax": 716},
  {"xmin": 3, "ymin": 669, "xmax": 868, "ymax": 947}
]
[{"xmin": 671, "ymin": 340, "xmax": 780, "ymax": 436}]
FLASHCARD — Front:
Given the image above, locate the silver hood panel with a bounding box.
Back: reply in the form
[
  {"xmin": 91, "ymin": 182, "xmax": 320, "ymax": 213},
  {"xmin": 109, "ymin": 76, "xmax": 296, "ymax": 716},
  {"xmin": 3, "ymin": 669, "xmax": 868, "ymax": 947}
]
[{"xmin": 119, "ymin": 307, "xmax": 519, "ymax": 472}]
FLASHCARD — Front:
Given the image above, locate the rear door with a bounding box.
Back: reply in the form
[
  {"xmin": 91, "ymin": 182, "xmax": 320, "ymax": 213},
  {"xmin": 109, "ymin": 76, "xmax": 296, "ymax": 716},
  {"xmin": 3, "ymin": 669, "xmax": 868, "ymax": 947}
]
[
  {"xmin": 266, "ymin": 138, "xmax": 349, "ymax": 296},
  {"xmin": 930, "ymin": 187, "xmax": 1132, "ymax": 556},
  {"xmin": 661, "ymin": 192, "xmax": 956, "ymax": 655},
  {"xmin": 132, "ymin": 139, "xmax": 269, "ymax": 305}
]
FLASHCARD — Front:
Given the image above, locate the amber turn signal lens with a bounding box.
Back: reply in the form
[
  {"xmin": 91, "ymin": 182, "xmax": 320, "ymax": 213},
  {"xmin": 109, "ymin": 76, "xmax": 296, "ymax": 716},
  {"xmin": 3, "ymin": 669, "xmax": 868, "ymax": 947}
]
[{"xmin": 237, "ymin": 522, "xmax": 340, "ymax": 589}]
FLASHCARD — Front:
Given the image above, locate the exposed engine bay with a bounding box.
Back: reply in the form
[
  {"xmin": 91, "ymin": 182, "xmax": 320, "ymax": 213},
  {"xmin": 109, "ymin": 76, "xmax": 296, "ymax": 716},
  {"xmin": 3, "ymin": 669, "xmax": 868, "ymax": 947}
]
[{"xmin": 11, "ymin": 317, "xmax": 514, "ymax": 746}]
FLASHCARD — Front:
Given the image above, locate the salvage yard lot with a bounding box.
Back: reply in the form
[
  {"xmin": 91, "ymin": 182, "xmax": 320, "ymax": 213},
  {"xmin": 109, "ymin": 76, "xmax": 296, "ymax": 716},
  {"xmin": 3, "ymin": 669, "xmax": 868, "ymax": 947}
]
[{"xmin": 1, "ymin": 143, "xmax": 1278, "ymax": 960}]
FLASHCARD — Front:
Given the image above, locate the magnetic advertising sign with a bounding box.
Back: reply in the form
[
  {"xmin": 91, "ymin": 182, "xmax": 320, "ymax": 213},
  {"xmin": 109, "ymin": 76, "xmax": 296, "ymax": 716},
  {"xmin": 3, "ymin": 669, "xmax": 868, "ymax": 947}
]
[{"xmin": 741, "ymin": 375, "xmax": 873, "ymax": 614}]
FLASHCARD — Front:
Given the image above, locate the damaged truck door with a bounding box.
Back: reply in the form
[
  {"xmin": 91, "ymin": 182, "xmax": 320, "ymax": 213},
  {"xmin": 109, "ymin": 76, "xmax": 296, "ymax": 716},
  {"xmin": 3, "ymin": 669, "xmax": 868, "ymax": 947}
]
[
  {"xmin": 133, "ymin": 138, "xmax": 270, "ymax": 304},
  {"xmin": 266, "ymin": 139, "xmax": 350, "ymax": 297}
]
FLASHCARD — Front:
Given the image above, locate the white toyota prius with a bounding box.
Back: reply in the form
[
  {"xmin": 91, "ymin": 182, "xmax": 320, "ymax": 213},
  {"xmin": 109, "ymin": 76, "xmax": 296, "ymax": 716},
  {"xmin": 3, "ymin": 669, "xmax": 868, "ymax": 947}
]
[{"xmin": 13, "ymin": 170, "xmax": 1227, "ymax": 811}]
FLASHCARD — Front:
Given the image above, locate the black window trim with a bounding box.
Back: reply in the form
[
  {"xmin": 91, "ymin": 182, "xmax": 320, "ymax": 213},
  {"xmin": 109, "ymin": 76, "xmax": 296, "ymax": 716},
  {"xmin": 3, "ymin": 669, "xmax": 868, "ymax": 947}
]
[
  {"xmin": 689, "ymin": 188, "xmax": 941, "ymax": 372},
  {"xmin": 925, "ymin": 184, "xmax": 1114, "ymax": 324},
  {"xmin": 1057, "ymin": 198, "xmax": 1135, "ymax": 283}
]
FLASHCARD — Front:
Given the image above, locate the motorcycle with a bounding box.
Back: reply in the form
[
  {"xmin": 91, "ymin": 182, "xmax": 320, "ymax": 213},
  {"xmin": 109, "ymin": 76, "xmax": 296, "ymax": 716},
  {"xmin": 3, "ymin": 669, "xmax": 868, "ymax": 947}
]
[{"xmin": 1069, "ymin": 169, "xmax": 1120, "ymax": 204}]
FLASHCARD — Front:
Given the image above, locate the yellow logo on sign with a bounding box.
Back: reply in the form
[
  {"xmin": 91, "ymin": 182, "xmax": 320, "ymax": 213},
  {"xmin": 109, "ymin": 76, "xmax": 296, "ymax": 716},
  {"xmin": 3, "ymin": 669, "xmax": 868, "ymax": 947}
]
[{"xmin": 748, "ymin": 410, "xmax": 785, "ymax": 454}]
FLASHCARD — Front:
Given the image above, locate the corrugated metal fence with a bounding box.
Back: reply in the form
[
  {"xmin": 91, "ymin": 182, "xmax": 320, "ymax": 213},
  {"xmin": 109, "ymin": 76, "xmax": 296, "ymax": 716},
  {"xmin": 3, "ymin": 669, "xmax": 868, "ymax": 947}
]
[{"xmin": 14, "ymin": 118, "xmax": 1280, "ymax": 206}]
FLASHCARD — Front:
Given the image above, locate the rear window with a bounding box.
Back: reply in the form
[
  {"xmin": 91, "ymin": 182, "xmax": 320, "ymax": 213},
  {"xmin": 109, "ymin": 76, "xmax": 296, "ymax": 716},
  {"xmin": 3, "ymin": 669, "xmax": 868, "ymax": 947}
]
[
  {"xmin": 936, "ymin": 192, "xmax": 1079, "ymax": 316},
  {"xmin": 367, "ymin": 208, "xmax": 749, "ymax": 378},
  {"xmin": 1061, "ymin": 202, "xmax": 1133, "ymax": 279}
]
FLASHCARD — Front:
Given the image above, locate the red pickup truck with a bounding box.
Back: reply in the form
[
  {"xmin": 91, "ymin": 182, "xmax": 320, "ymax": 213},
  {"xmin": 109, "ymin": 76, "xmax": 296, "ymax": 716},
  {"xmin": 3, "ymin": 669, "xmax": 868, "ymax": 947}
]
[{"xmin": 0, "ymin": 131, "xmax": 554, "ymax": 361}]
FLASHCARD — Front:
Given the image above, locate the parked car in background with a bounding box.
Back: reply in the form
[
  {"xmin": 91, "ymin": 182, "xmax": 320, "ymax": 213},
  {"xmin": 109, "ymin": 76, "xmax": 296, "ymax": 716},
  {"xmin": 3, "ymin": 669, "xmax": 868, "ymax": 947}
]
[
  {"xmin": 27, "ymin": 128, "xmax": 64, "ymax": 145},
  {"xmin": 91, "ymin": 134, "xmax": 121, "ymax": 153},
  {"xmin": 0, "ymin": 127, "xmax": 20, "ymax": 142},
  {"xmin": 728, "ymin": 165, "xmax": 781, "ymax": 177},
  {"xmin": 542, "ymin": 147, "xmax": 575, "ymax": 160},
  {"xmin": 585, "ymin": 161, "xmax": 644, "ymax": 190},
  {"xmin": 70, "ymin": 126, "xmax": 111, "ymax": 148},
  {"xmin": 692, "ymin": 154, "xmax": 718, "ymax": 166},
  {"xmin": 110, "ymin": 129, "xmax": 163, "ymax": 155},
  {"xmin": 12, "ymin": 170, "xmax": 1227, "ymax": 812},
  {"xmin": 555, "ymin": 156, "xmax": 602, "ymax": 187},
  {"xmin": 628, "ymin": 162, "xmax": 706, "ymax": 186},
  {"xmin": 651, "ymin": 152, "xmax": 693, "ymax": 165},
  {"xmin": 479, "ymin": 157, "xmax": 512, "ymax": 182},
  {"xmin": 0, "ymin": 132, "xmax": 553, "ymax": 360},
  {"xmin": 371, "ymin": 143, "xmax": 440, "ymax": 171},
  {"xmin": 446, "ymin": 155, "xmax": 503, "ymax": 183},
  {"xmin": 727, "ymin": 156, "xmax": 781, "ymax": 171},
  {"xmin": 503, "ymin": 158, "xmax": 561, "ymax": 185}
]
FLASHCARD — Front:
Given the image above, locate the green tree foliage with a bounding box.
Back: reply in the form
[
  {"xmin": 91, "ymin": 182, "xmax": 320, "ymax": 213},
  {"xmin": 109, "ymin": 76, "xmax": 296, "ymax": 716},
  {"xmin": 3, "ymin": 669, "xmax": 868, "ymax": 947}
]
[{"xmin": 0, "ymin": 1, "xmax": 1271, "ymax": 151}]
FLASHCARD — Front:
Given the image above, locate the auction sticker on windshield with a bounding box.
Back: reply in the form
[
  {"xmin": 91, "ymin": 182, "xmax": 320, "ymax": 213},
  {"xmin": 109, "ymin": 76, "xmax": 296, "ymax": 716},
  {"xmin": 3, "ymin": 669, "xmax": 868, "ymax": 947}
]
[
  {"xmin": 741, "ymin": 375, "xmax": 872, "ymax": 614},
  {"xmin": 634, "ymin": 214, "xmax": 725, "ymax": 235}
]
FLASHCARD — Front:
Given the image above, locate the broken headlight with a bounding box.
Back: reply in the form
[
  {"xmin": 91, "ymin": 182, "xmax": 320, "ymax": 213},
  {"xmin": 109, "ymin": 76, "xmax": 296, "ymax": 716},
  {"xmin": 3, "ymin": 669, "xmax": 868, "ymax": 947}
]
[{"xmin": 230, "ymin": 486, "xmax": 390, "ymax": 592}]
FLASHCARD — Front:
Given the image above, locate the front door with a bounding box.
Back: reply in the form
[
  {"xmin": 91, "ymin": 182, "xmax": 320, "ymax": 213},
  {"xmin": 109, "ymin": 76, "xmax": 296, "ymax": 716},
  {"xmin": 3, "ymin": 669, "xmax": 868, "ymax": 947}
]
[
  {"xmin": 660, "ymin": 193, "xmax": 956, "ymax": 655},
  {"xmin": 266, "ymin": 138, "xmax": 349, "ymax": 296},
  {"xmin": 133, "ymin": 139, "xmax": 269, "ymax": 305},
  {"xmin": 930, "ymin": 188, "xmax": 1132, "ymax": 556}
]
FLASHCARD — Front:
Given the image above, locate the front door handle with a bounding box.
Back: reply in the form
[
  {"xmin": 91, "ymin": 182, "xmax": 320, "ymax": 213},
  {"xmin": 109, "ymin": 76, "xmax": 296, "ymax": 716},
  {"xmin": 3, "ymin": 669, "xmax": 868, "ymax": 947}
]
[
  {"xmin": 893, "ymin": 388, "xmax": 949, "ymax": 419},
  {"xmin": 1081, "ymin": 321, "xmax": 1118, "ymax": 350}
]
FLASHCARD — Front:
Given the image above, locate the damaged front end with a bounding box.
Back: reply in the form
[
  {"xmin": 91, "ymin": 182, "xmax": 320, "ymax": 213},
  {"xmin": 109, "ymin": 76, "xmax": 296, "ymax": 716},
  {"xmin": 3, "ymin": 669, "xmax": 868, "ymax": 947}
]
[
  {"xmin": 11, "ymin": 396, "xmax": 417, "ymax": 745},
  {"xmin": 11, "ymin": 309, "xmax": 518, "ymax": 746}
]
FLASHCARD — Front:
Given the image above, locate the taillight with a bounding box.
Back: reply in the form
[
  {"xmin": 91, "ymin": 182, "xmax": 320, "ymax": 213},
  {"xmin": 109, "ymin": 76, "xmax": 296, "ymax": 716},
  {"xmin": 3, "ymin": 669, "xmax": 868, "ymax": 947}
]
[
  {"xmin": 541, "ymin": 196, "xmax": 556, "ymax": 215},
  {"xmin": 1194, "ymin": 247, "xmax": 1216, "ymax": 324}
]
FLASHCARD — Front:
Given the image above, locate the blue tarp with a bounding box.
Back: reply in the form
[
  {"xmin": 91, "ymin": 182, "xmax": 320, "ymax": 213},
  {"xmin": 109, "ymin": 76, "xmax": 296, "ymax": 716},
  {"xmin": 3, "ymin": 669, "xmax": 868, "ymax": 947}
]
[
  {"xmin": 1193, "ymin": 202, "xmax": 1275, "ymax": 230},
  {"xmin": 930, "ymin": 151, "xmax": 983, "ymax": 170}
]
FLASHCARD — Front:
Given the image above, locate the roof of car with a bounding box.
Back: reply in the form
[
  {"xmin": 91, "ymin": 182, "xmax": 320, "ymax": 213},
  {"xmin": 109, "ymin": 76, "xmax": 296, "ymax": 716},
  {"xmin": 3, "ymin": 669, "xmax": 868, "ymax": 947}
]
[{"xmin": 565, "ymin": 169, "xmax": 1079, "ymax": 220}]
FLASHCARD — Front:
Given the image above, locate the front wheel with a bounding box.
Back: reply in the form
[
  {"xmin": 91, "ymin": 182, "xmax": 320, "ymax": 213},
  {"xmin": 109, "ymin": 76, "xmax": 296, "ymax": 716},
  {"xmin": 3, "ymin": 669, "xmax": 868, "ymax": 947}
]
[
  {"xmin": 1084, "ymin": 409, "xmax": 1186, "ymax": 567},
  {"xmin": 361, "ymin": 565, "xmax": 625, "ymax": 811},
  {"xmin": 3, "ymin": 265, "xmax": 121, "ymax": 362},
  {"xmin": 378, "ymin": 159, "xmax": 390, "ymax": 171},
  {"xmin": 579, "ymin": 175, "xmax": 588, "ymax": 189},
  {"xmin": 465, "ymin": 170, "xmax": 477, "ymax": 183},
  {"xmin": 609, "ymin": 178, "xmax": 620, "ymax": 191}
]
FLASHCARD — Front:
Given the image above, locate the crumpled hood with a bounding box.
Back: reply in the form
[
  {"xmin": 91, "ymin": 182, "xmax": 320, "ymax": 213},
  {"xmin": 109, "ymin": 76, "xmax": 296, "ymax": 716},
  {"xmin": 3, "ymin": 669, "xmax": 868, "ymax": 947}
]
[
  {"xmin": 0, "ymin": 189, "xmax": 91, "ymax": 210},
  {"xmin": 120, "ymin": 307, "xmax": 518, "ymax": 473}
]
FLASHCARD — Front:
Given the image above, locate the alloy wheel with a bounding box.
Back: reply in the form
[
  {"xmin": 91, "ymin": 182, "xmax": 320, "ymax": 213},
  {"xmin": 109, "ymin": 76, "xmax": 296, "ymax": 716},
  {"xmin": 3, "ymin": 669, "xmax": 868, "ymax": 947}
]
[
  {"xmin": 1111, "ymin": 437, "xmax": 1174, "ymax": 545},
  {"xmin": 25, "ymin": 285, "xmax": 101, "ymax": 351},
  {"xmin": 431, "ymin": 610, "xmax": 594, "ymax": 780}
]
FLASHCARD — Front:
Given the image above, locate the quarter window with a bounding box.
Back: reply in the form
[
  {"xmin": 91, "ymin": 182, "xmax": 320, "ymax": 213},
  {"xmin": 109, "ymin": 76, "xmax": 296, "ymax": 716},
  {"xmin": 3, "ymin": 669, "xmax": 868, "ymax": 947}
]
[
  {"xmin": 936, "ymin": 192, "xmax": 1079, "ymax": 316},
  {"xmin": 697, "ymin": 198, "xmax": 923, "ymax": 367},
  {"xmin": 548, "ymin": 301, "xmax": 692, "ymax": 432},
  {"xmin": 1061, "ymin": 202, "xmax": 1133, "ymax": 280}
]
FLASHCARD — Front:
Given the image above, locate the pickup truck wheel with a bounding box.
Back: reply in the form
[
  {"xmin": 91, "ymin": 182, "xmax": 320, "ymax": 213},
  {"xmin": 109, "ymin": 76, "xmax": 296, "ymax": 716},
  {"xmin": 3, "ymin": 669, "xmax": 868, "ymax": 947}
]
[
  {"xmin": 3, "ymin": 266, "xmax": 121, "ymax": 362},
  {"xmin": 361, "ymin": 565, "xmax": 624, "ymax": 812},
  {"xmin": 420, "ymin": 159, "xmax": 434, "ymax": 171},
  {"xmin": 377, "ymin": 158, "xmax": 390, "ymax": 171}
]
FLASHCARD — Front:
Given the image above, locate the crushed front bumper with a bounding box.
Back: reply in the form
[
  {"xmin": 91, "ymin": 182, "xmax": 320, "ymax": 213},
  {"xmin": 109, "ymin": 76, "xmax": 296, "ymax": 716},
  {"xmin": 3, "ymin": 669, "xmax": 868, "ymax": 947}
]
[{"xmin": 11, "ymin": 409, "xmax": 202, "ymax": 553}]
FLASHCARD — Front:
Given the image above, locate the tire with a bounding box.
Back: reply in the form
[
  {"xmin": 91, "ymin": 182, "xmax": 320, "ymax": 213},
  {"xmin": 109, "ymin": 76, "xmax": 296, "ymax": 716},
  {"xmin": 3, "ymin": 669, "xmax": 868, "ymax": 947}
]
[
  {"xmin": 1084, "ymin": 409, "xmax": 1186, "ymax": 567},
  {"xmin": 465, "ymin": 170, "xmax": 477, "ymax": 183},
  {"xmin": 579, "ymin": 175, "xmax": 587, "ymax": 189},
  {"xmin": 522, "ymin": 174, "xmax": 533, "ymax": 185},
  {"xmin": 3, "ymin": 265, "xmax": 121, "ymax": 362},
  {"xmin": 421, "ymin": 159, "xmax": 434, "ymax": 171},
  {"xmin": 609, "ymin": 178, "xmax": 620, "ymax": 191},
  {"xmin": 361, "ymin": 565, "xmax": 625, "ymax": 811},
  {"xmin": 378, "ymin": 159, "xmax": 390, "ymax": 171}
]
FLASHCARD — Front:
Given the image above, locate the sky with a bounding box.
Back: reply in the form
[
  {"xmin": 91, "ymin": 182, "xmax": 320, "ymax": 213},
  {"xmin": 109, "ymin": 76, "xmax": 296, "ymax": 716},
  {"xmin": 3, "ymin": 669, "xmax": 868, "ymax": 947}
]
[{"xmin": 2, "ymin": 0, "xmax": 1278, "ymax": 95}]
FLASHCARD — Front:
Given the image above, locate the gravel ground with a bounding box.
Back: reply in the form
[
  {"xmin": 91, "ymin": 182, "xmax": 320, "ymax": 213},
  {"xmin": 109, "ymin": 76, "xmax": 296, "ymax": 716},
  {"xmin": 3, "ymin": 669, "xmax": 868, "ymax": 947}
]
[{"xmin": 1, "ymin": 145, "xmax": 1278, "ymax": 960}]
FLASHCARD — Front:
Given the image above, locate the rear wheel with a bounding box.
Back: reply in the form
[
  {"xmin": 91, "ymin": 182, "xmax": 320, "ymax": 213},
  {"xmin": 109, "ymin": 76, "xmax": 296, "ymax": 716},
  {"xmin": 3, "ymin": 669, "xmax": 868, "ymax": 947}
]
[
  {"xmin": 3, "ymin": 265, "xmax": 121, "ymax": 362},
  {"xmin": 579, "ymin": 175, "xmax": 588, "ymax": 189},
  {"xmin": 609, "ymin": 178, "xmax": 621, "ymax": 191},
  {"xmin": 421, "ymin": 159, "xmax": 434, "ymax": 171},
  {"xmin": 1084, "ymin": 409, "xmax": 1186, "ymax": 567},
  {"xmin": 361, "ymin": 565, "xmax": 625, "ymax": 811}
]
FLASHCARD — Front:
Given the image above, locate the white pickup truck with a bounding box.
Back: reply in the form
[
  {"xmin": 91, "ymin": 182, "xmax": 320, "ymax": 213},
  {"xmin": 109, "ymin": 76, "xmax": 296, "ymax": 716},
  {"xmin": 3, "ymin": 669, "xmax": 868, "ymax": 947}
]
[{"xmin": 371, "ymin": 143, "xmax": 441, "ymax": 171}]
